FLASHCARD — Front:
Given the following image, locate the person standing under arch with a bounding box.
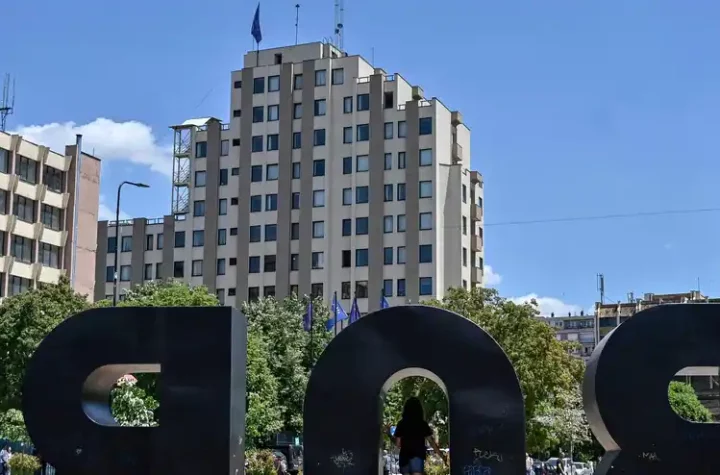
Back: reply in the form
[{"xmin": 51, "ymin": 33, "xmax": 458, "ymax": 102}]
[{"xmin": 392, "ymin": 397, "xmax": 446, "ymax": 475}]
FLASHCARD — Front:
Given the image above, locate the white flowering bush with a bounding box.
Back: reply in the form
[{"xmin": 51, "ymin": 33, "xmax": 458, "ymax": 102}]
[{"xmin": 111, "ymin": 375, "xmax": 158, "ymax": 427}]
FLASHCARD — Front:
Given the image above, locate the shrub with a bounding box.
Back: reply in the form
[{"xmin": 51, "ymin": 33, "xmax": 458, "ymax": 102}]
[
  {"xmin": 246, "ymin": 449, "xmax": 276, "ymax": 475},
  {"xmin": 425, "ymin": 457, "xmax": 449, "ymax": 475},
  {"xmin": 8, "ymin": 453, "xmax": 42, "ymax": 475}
]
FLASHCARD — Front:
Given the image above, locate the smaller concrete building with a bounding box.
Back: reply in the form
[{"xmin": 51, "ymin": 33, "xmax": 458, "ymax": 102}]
[{"xmin": 538, "ymin": 313, "xmax": 595, "ymax": 361}]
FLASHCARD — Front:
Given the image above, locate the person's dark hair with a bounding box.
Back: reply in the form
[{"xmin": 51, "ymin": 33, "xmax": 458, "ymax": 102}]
[{"xmin": 401, "ymin": 397, "xmax": 425, "ymax": 423}]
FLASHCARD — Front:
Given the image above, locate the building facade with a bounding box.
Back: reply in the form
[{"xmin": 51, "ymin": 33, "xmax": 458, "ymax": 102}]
[
  {"xmin": 95, "ymin": 42, "xmax": 485, "ymax": 313},
  {"xmin": 0, "ymin": 131, "xmax": 101, "ymax": 299},
  {"xmin": 539, "ymin": 314, "xmax": 595, "ymax": 361}
]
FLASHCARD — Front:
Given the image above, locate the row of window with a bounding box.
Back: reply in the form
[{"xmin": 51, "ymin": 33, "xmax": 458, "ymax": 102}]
[
  {"xmin": 0, "ymin": 274, "xmax": 33, "ymax": 298},
  {"xmin": 0, "ymin": 148, "xmax": 66, "ymax": 192},
  {"xmin": 0, "ymin": 190, "xmax": 64, "ymax": 230},
  {"xmin": 0, "ymin": 231, "xmax": 62, "ymax": 267},
  {"xmin": 244, "ymin": 68, "xmax": 346, "ymax": 95}
]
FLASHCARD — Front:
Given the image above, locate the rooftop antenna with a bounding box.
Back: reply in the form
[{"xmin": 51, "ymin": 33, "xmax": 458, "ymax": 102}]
[
  {"xmin": 295, "ymin": 4, "xmax": 300, "ymax": 45},
  {"xmin": 334, "ymin": 0, "xmax": 344, "ymax": 50},
  {"xmin": 0, "ymin": 74, "xmax": 16, "ymax": 132}
]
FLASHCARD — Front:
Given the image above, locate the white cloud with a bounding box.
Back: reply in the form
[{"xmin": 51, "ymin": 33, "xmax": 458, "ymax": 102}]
[
  {"xmin": 11, "ymin": 118, "xmax": 172, "ymax": 176},
  {"xmin": 510, "ymin": 293, "xmax": 584, "ymax": 317},
  {"xmin": 98, "ymin": 195, "xmax": 129, "ymax": 221},
  {"xmin": 483, "ymin": 265, "xmax": 503, "ymax": 286}
]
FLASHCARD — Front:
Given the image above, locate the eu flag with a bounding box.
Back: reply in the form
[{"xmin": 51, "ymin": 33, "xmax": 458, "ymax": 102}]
[
  {"xmin": 304, "ymin": 300, "xmax": 313, "ymax": 332},
  {"xmin": 251, "ymin": 4, "xmax": 262, "ymax": 44},
  {"xmin": 349, "ymin": 298, "xmax": 360, "ymax": 324},
  {"xmin": 327, "ymin": 294, "xmax": 349, "ymax": 330},
  {"xmin": 381, "ymin": 295, "xmax": 390, "ymax": 309}
]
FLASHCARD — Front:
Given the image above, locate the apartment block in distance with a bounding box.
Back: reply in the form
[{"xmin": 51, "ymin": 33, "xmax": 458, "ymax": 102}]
[
  {"xmin": 0, "ymin": 131, "xmax": 101, "ymax": 299},
  {"xmin": 94, "ymin": 41, "xmax": 485, "ymax": 314}
]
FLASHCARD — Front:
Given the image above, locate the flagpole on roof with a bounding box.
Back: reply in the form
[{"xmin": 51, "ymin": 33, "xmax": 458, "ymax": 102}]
[{"xmin": 251, "ymin": 3, "xmax": 262, "ymax": 67}]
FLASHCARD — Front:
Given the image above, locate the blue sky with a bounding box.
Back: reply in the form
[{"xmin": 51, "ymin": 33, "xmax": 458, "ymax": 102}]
[{"xmin": 3, "ymin": 0, "xmax": 720, "ymax": 314}]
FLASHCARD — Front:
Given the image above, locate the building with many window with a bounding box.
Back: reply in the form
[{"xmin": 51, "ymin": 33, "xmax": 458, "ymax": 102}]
[
  {"xmin": 94, "ymin": 41, "xmax": 485, "ymax": 314},
  {"xmin": 538, "ymin": 313, "xmax": 595, "ymax": 361},
  {"xmin": 0, "ymin": 131, "xmax": 101, "ymax": 299}
]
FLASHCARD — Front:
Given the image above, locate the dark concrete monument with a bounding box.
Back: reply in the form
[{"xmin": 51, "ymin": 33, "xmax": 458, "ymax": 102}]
[
  {"xmin": 584, "ymin": 304, "xmax": 720, "ymax": 474},
  {"xmin": 304, "ymin": 305, "xmax": 526, "ymax": 475},
  {"xmin": 22, "ymin": 306, "xmax": 247, "ymax": 475}
]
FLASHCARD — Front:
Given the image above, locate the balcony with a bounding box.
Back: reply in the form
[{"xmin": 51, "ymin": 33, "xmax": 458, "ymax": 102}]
[
  {"xmin": 471, "ymin": 266, "xmax": 483, "ymax": 284},
  {"xmin": 452, "ymin": 143, "xmax": 463, "ymax": 164},
  {"xmin": 14, "ymin": 177, "xmax": 44, "ymax": 201},
  {"xmin": 412, "ymin": 86, "xmax": 424, "ymax": 101},
  {"xmin": 39, "ymin": 226, "xmax": 67, "ymax": 248},
  {"xmin": 13, "ymin": 219, "xmax": 42, "ymax": 241},
  {"xmin": 9, "ymin": 259, "xmax": 33, "ymax": 280},
  {"xmin": 471, "ymin": 234, "xmax": 483, "ymax": 252},
  {"xmin": 471, "ymin": 204, "xmax": 483, "ymax": 221},
  {"xmin": 470, "ymin": 171, "xmax": 483, "ymax": 187},
  {"xmin": 451, "ymin": 111, "xmax": 463, "ymax": 126},
  {"xmin": 43, "ymin": 188, "xmax": 70, "ymax": 210},
  {"xmin": 36, "ymin": 263, "xmax": 64, "ymax": 284}
]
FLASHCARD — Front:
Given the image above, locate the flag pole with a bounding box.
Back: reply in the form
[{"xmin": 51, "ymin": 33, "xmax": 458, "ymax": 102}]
[
  {"xmin": 309, "ymin": 297, "xmax": 314, "ymax": 365},
  {"xmin": 256, "ymin": 40, "xmax": 259, "ymax": 67},
  {"xmin": 334, "ymin": 291, "xmax": 339, "ymax": 336}
]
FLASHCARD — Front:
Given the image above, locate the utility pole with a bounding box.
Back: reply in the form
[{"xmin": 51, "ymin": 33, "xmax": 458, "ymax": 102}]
[{"xmin": 595, "ymin": 274, "xmax": 605, "ymax": 347}]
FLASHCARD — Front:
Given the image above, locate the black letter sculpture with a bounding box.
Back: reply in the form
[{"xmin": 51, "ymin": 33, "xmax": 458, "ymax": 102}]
[
  {"xmin": 584, "ymin": 304, "xmax": 720, "ymax": 474},
  {"xmin": 22, "ymin": 306, "xmax": 247, "ymax": 475},
  {"xmin": 304, "ymin": 305, "xmax": 525, "ymax": 475}
]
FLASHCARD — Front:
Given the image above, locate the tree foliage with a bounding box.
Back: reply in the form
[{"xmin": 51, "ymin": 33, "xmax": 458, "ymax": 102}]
[
  {"xmin": 0, "ymin": 408, "xmax": 30, "ymax": 444},
  {"xmin": 534, "ymin": 385, "xmax": 591, "ymax": 456},
  {"xmin": 111, "ymin": 377, "xmax": 159, "ymax": 427},
  {"xmin": 668, "ymin": 381, "xmax": 712, "ymax": 423},
  {"xmin": 246, "ymin": 332, "xmax": 283, "ymax": 447}
]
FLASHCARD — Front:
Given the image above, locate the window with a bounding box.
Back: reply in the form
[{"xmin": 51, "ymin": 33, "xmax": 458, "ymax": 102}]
[
  {"xmin": 397, "ymin": 215, "xmax": 406, "ymax": 232},
  {"xmin": 312, "ymin": 221, "xmax": 325, "ymax": 238},
  {"xmin": 266, "ymin": 164, "xmax": 279, "ymax": 180},
  {"xmin": 233, "ymin": 80, "xmax": 242, "ymax": 89},
  {"xmin": 219, "ymin": 169, "xmax": 228, "ymax": 185},
  {"xmin": 311, "ymin": 283, "xmax": 324, "ymax": 298},
  {"xmin": 355, "ymin": 217, "xmax": 369, "ymax": 235},
  {"xmin": 218, "ymin": 228, "xmax": 227, "ymax": 245},
  {"xmin": 173, "ymin": 261, "xmax": 185, "ymax": 278},
  {"xmin": 292, "ymin": 192, "xmax": 300, "ymax": 210},
  {"xmin": 383, "ymin": 279, "xmax": 393, "ymax": 297},
  {"xmin": 383, "ymin": 215, "xmax": 393, "ymax": 233},
  {"xmin": 264, "ymin": 286, "xmax": 276, "ymax": 297},
  {"xmin": 419, "ymin": 244, "xmax": 433, "ymax": 263},
  {"xmin": 397, "ymin": 246, "xmax": 406, "ymax": 264},
  {"xmin": 292, "ymin": 132, "xmax": 302, "ymax": 149},
  {"xmin": 384, "ymin": 184, "xmax": 393, "ymax": 202},
  {"xmin": 384, "ymin": 122, "xmax": 393, "ymax": 139},
  {"xmin": 0, "ymin": 148, "xmax": 8, "ymax": 174},
  {"xmin": 108, "ymin": 237, "xmax": 118, "ymax": 253},
  {"xmin": 342, "ymin": 188, "xmax": 352, "ymax": 205},
  {"xmin": 193, "ymin": 200, "xmax": 205, "ymax": 217},
  {"xmin": 267, "ymin": 105, "xmax": 279, "ymax": 121},
  {"xmin": 251, "ymin": 165, "xmax": 263, "ymax": 182},
  {"xmin": 230, "ymin": 228, "xmax": 238, "ymax": 236},
  {"xmin": 9, "ymin": 276, "xmax": 31, "ymax": 296},
  {"xmin": 267, "ymin": 134, "xmax": 279, "ymax": 151},
  {"xmin": 314, "ymin": 99, "xmax": 326, "ymax": 116},
  {"xmin": 195, "ymin": 171, "xmax": 206, "ymax": 187},
  {"xmin": 43, "ymin": 166, "xmax": 64, "ymax": 193},
  {"xmin": 193, "ymin": 230, "xmax": 204, "ymax": 247},
  {"xmin": 384, "ymin": 91, "xmax": 394, "ymax": 109},
  {"xmin": 146, "ymin": 234, "xmax": 154, "ymax": 251},
  {"xmin": 219, "ymin": 198, "xmax": 228, "ymax": 215},
  {"xmin": 398, "ymin": 121, "xmax": 407, "ymax": 138},
  {"xmin": 0, "ymin": 189, "xmax": 7, "ymax": 214},
  {"xmin": 249, "ymin": 256, "xmax": 261, "ymax": 273},
  {"xmin": 343, "ymin": 157, "xmax": 352, "ymax": 174},
  {"xmin": 192, "ymin": 260, "xmax": 203, "ymax": 277},
  {"xmin": 419, "ymin": 181, "xmax": 433, "ymax": 198},
  {"xmin": 357, "ymin": 94, "xmax": 370, "ymax": 111},
  {"xmin": 292, "ymin": 162, "xmax": 301, "ymax": 179},
  {"xmin": 463, "ymin": 247, "xmax": 468, "ymax": 267},
  {"xmin": 216, "ymin": 289, "xmax": 226, "ymax": 305},
  {"xmin": 342, "ymin": 219, "xmax": 351, "ymax": 236},
  {"xmin": 384, "ymin": 247, "xmax": 393, "ymax": 265},
  {"xmin": 341, "ymin": 281, "xmax": 351, "ymax": 299},
  {"xmin": 462, "ymin": 216, "xmax": 467, "ymax": 235},
  {"xmin": 313, "ymin": 190, "xmax": 325, "ymax": 207},
  {"xmin": 253, "ymin": 77, "xmax": 265, "ymax": 93},
  {"xmin": 419, "ymin": 277, "xmax": 433, "ymax": 295},
  {"xmin": 397, "ymin": 183, "xmax": 406, "ymax": 201},
  {"xmin": 356, "ymin": 155, "xmax": 369, "ymax": 172},
  {"xmin": 343, "ymin": 96, "xmax": 353, "ymax": 113},
  {"xmin": 233, "ymin": 109, "xmax": 242, "ymax": 118},
  {"xmin": 291, "ymin": 223, "xmax": 299, "ymax": 240},
  {"xmin": 40, "ymin": 243, "xmax": 60, "ymax": 268},
  {"xmin": 268, "ymin": 75, "xmax": 280, "ymax": 92},
  {"xmin": 174, "ymin": 231, "xmax": 186, "ymax": 247},
  {"xmin": 356, "ymin": 186, "xmax": 369, "ymax": 204},
  {"xmin": 252, "ymin": 135, "xmax": 263, "ymax": 152},
  {"xmin": 420, "ymin": 148, "xmax": 433, "ymax": 166},
  {"xmin": 221, "ymin": 140, "xmax": 230, "ymax": 156},
  {"xmin": 294, "ymin": 103, "xmax": 302, "ymax": 119},
  {"xmin": 355, "ymin": 249, "xmax": 369, "ymax": 267},
  {"xmin": 248, "ymin": 287, "xmax": 260, "ymax": 301},
  {"xmin": 41, "ymin": 204, "xmax": 63, "ymax": 231},
  {"xmin": 341, "ymin": 250, "xmax": 351, "ymax": 268},
  {"xmin": 290, "ymin": 254, "xmax": 299, "ymax": 271},
  {"xmin": 250, "ymin": 195, "xmax": 262, "ymax": 212},
  {"xmin": 462, "ymin": 185, "xmax": 467, "ymax": 203},
  {"xmin": 249, "ymin": 225, "xmax": 261, "ymax": 242},
  {"xmin": 294, "ymin": 74, "xmax": 303, "ymax": 90},
  {"xmin": 265, "ymin": 224, "xmax": 277, "ymax": 242},
  {"xmin": 398, "ymin": 152, "xmax": 406, "ymax": 169},
  {"xmin": 156, "ymin": 262, "xmax": 162, "ymax": 279},
  {"xmin": 121, "ymin": 236, "xmax": 132, "ymax": 252},
  {"xmin": 195, "ymin": 142, "xmax": 207, "ymax": 158},
  {"xmin": 265, "ymin": 194, "xmax": 278, "ymax": 211},
  {"xmin": 313, "ymin": 129, "xmax": 326, "ymax": 146},
  {"xmin": 144, "ymin": 263, "xmax": 153, "ymax": 280},
  {"xmin": 232, "ymin": 138, "xmax": 240, "ymax": 146},
  {"xmin": 332, "ymin": 68, "xmax": 344, "ymax": 85},
  {"xmin": 14, "ymin": 195, "xmax": 36, "ymax": 222},
  {"xmin": 312, "ymin": 251, "xmax": 324, "ymax": 269},
  {"xmin": 384, "ymin": 153, "xmax": 392, "ymax": 170},
  {"xmin": 313, "ymin": 159, "xmax": 325, "ymax": 176},
  {"xmin": 15, "ymin": 156, "xmax": 37, "ymax": 184},
  {"xmin": 356, "ymin": 281, "xmax": 369, "ymax": 298},
  {"xmin": 343, "ymin": 127, "xmax": 353, "ymax": 144},
  {"xmin": 252, "ymin": 106, "xmax": 264, "ymax": 123},
  {"xmin": 264, "ymin": 255, "xmax": 276, "ymax": 273},
  {"xmin": 397, "ymin": 279, "xmax": 406, "ymax": 297},
  {"xmin": 315, "ymin": 69, "xmax": 327, "ymax": 86},
  {"xmin": 106, "ymin": 266, "xmax": 115, "ymax": 282},
  {"xmin": 420, "ymin": 212, "xmax": 433, "ymax": 230},
  {"xmin": 356, "ymin": 124, "xmax": 369, "ymax": 141},
  {"xmin": 157, "ymin": 233, "xmax": 164, "ymax": 249},
  {"xmin": 120, "ymin": 265, "xmax": 132, "ymax": 281},
  {"xmin": 419, "ymin": 117, "xmax": 433, "ymax": 135}
]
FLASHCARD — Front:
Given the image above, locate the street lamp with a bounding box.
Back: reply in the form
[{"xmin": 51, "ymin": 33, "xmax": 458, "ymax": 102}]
[{"xmin": 113, "ymin": 181, "xmax": 150, "ymax": 306}]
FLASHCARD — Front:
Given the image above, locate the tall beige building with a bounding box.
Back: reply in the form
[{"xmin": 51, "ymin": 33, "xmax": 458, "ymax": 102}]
[
  {"xmin": 0, "ymin": 131, "xmax": 101, "ymax": 299},
  {"xmin": 94, "ymin": 42, "xmax": 485, "ymax": 313}
]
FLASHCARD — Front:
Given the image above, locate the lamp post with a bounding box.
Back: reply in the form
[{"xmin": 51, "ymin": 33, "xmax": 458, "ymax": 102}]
[{"xmin": 113, "ymin": 181, "xmax": 150, "ymax": 306}]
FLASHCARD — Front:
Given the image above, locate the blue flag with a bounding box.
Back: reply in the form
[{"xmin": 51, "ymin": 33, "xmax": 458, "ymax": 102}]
[
  {"xmin": 349, "ymin": 298, "xmax": 360, "ymax": 324},
  {"xmin": 327, "ymin": 294, "xmax": 349, "ymax": 330},
  {"xmin": 381, "ymin": 294, "xmax": 390, "ymax": 309},
  {"xmin": 304, "ymin": 300, "xmax": 313, "ymax": 332},
  {"xmin": 251, "ymin": 4, "xmax": 262, "ymax": 44}
]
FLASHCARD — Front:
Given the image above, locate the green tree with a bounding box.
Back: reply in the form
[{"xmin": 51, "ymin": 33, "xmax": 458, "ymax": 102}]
[
  {"xmin": 111, "ymin": 376, "xmax": 159, "ymax": 427},
  {"xmin": 0, "ymin": 276, "xmax": 90, "ymax": 410},
  {"xmin": 387, "ymin": 287, "xmax": 585, "ymax": 453},
  {"xmin": 0, "ymin": 408, "xmax": 30, "ymax": 444},
  {"xmin": 95, "ymin": 279, "xmax": 220, "ymax": 308},
  {"xmin": 534, "ymin": 385, "xmax": 591, "ymax": 459},
  {"xmin": 668, "ymin": 381, "xmax": 713, "ymax": 422},
  {"xmin": 246, "ymin": 333, "xmax": 283, "ymax": 447}
]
